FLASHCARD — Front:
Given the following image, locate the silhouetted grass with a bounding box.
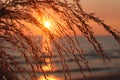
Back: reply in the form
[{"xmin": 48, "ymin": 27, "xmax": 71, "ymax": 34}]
[{"xmin": 0, "ymin": 0, "xmax": 120, "ymax": 80}]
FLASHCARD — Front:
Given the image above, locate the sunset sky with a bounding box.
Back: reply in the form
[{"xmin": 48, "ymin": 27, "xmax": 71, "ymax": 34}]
[
  {"xmin": 32, "ymin": 0, "xmax": 120, "ymax": 36},
  {"xmin": 81, "ymin": 0, "xmax": 120, "ymax": 35}
]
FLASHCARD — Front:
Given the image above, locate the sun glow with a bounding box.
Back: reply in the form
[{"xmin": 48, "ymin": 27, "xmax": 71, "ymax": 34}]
[
  {"xmin": 38, "ymin": 76, "xmax": 58, "ymax": 80},
  {"xmin": 44, "ymin": 21, "xmax": 51, "ymax": 29}
]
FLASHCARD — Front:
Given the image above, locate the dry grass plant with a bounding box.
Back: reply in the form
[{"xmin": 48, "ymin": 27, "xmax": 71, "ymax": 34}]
[{"xmin": 0, "ymin": 0, "xmax": 120, "ymax": 80}]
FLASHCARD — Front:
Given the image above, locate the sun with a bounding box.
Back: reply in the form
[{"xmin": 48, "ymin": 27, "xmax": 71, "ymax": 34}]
[{"xmin": 43, "ymin": 21, "xmax": 51, "ymax": 29}]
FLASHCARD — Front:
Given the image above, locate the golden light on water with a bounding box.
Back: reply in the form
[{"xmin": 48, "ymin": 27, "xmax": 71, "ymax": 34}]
[
  {"xmin": 38, "ymin": 76, "xmax": 58, "ymax": 80},
  {"xmin": 42, "ymin": 64, "xmax": 51, "ymax": 71},
  {"xmin": 44, "ymin": 21, "xmax": 51, "ymax": 29}
]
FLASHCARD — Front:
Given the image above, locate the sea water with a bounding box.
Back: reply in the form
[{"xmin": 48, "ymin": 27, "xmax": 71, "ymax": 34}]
[{"xmin": 5, "ymin": 36, "xmax": 120, "ymax": 80}]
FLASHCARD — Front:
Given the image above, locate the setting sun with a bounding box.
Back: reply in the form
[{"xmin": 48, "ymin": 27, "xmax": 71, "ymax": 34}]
[{"xmin": 44, "ymin": 21, "xmax": 51, "ymax": 29}]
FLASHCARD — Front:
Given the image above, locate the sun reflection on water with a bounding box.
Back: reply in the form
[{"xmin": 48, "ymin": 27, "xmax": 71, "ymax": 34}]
[
  {"xmin": 42, "ymin": 64, "xmax": 52, "ymax": 72},
  {"xmin": 38, "ymin": 75, "xmax": 59, "ymax": 80}
]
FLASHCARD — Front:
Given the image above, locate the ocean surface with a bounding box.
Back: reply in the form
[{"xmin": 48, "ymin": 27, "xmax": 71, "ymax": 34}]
[{"xmin": 6, "ymin": 36, "xmax": 120, "ymax": 80}]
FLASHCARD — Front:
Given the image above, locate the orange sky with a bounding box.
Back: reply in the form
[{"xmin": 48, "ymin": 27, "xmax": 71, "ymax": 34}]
[
  {"xmin": 81, "ymin": 0, "xmax": 120, "ymax": 35},
  {"xmin": 31, "ymin": 0, "xmax": 120, "ymax": 36}
]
